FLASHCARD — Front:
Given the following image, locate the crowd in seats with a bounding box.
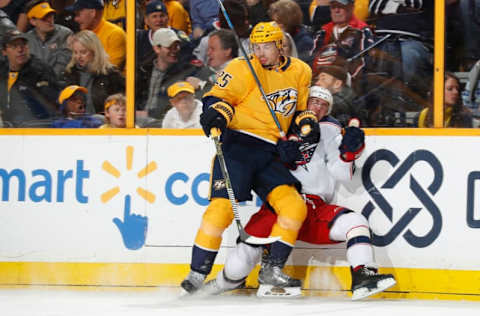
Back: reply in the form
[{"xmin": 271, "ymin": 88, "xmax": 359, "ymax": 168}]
[{"xmin": 0, "ymin": 0, "xmax": 478, "ymax": 129}]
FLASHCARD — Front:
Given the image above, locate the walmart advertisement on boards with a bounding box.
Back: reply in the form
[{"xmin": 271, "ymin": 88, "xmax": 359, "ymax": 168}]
[{"xmin": 0, "ymin": 135, "xmax": 479, "ymax": 271}]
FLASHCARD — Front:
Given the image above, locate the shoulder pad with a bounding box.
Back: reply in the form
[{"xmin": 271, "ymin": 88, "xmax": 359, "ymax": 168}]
[{"xmin": 320, "ymin": 115, "xmax": 341, "ymax": 128}]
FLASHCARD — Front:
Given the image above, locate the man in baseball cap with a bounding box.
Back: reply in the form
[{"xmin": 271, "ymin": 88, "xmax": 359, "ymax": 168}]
[
  {"xmin": 68, "ymin": 0, "xmax": 105, "ymax": 11},
  {"xmin": 1, "ymin": 29, "xmax": 28, "ymax": 49},
  {"xmin": 26, "ymin": 1, "xmax": 56, "ymax": 20},
  {"xmin": 162, "ymin": 81, "xmax": 202, "ymax": 129},
  {"xmin": 68, "ymin": 0, "xmax": 126, "ymax": 69},
  {"xmin": 24, "ymin": 0, "xmax": 73, "ymax": 76},
  {"xmin": 153, "ymin": 28, "xmax": 181, "ymax": 49}
]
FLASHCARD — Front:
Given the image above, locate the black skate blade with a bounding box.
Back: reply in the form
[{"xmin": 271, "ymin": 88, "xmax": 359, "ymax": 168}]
[{"xmin": 351, "ymin": 277, "xmax": 396, "ymax": 300}]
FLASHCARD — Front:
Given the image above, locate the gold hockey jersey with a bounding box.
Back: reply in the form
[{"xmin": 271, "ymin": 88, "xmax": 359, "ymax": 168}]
[{"xmin": 204, "ymin": 55, "xmax": 312, "ymax": 144}]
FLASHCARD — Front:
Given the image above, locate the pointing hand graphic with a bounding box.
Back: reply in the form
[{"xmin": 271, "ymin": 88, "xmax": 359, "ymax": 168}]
[{"xmin": 113, "ymin": 195, "xmax": 148, "ymax": 250}]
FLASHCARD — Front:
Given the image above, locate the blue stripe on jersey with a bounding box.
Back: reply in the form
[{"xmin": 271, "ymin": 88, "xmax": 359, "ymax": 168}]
[
  {"xmin": 320, "ymin": 115, "xmax": 341, "ymax": 127},
  {"xmin": 347, "ymin": 236, "xmax": 371, "ymax": 248}
]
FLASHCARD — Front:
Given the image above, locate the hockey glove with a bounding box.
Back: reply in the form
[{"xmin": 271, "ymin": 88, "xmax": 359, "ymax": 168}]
[
  {"xmin": 200, "ymin": 101, "xmax": 234, "ymax": 137},
  {"xmin": 293, "ymin": 110, "xmax": 320, "ymax": 144},
  {"xmin": 277, "ymin": 139, "xmax": 302, "ymax": 165},
  {"xmin": 339, "ymin": 126, "xmax": 365, "ymax": 162}
]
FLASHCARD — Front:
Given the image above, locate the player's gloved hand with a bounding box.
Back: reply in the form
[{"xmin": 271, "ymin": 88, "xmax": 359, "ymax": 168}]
[
  {"xmin": 200, "ymin": 101, "xmax": 234, "ymax": 137},
  {"xmin": 277, "ymin": 139, "xmax": 302, "ymax": 165},
  {"xmin": 294, "ymin": 110, "xmax": 320, "ymax": 144},
  {"xmin": 339, "ymin": 127, "xmax": 365, "ymax": 162}
]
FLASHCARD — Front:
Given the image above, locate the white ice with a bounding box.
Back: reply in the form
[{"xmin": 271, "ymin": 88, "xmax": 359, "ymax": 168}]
[{"xmin": 1, "ymin": 287, "xmax": 479, "ymax": 316}]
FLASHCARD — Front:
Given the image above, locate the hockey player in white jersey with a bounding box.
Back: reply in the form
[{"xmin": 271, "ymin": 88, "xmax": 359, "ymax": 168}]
[{"xmin": 199, "ymin": 86, "xmax": 397, "ymax": 300}]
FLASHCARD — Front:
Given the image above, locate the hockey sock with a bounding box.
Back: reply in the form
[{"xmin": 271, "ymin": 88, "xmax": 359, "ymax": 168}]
[
  {"xmin": 191, "ymin": 245, "xmax": 218, "ymax": 275},
  {"xmin": 266, "ymin": 240, "xmax": 293, "ymax": 267}
]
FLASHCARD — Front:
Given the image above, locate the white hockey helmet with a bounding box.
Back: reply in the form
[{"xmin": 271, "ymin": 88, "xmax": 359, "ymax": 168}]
[{"xmin": 309, "ymin": 86, "xmax": 333, "ymax": 115}]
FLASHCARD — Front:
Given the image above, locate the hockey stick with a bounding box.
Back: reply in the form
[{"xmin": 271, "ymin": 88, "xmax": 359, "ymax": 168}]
[
  {"xmin": 215, "ymin": 0, "xmax": 286, "ymax": 139},
  {"xmin": 210, "ymin": 128, "xmax": 281, "ymax": 245}
]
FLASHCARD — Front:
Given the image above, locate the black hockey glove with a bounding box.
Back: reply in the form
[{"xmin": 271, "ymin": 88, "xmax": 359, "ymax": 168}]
[
  {"xmin": 339, "ymin": 126, "xmax": 365, "ymax": 162},
  {"xmin": 200, "ymin": 101, "xmax": 234, "ymax": 137},
  {"xmin": 293, "ymin": 110, "xmax": 320, "ymax": 144},
  {"xmin": 277, "ymin": 139, "xmax": 302, "ymax": 165}
]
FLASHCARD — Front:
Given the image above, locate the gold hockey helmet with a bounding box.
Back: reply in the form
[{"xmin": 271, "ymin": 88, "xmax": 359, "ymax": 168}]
[{"xmin": 249, "ymin": 21, "xmax": 283, "ymax": 50}]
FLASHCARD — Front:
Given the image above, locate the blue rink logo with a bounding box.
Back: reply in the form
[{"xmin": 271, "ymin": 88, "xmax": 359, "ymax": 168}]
[
  {"xmin": 361, "ymin": 149, "xmax": 443, "ymax": 248},
  {"xmin": 101, "ymin": 146, "xmax": 158, "ymax": 250},
  {"xmin": 0, "ymin": 160, "xmax": 90, "ymax": 203}
]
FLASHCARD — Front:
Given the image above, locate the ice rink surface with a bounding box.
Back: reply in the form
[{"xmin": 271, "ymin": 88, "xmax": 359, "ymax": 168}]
[{"xmin": 1, "ymin": 287, "xmax": 480, "ymax": 316}]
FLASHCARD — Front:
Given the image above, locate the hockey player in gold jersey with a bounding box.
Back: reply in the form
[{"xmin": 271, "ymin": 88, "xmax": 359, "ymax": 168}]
[{"xmin": 181, "ymin": 21, "xmax": 318, "ymax": 295}]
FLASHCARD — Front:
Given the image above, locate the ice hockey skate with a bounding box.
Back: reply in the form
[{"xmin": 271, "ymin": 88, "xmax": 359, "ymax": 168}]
[
  {"xmin": 180, "ymin": 270, "xmax": 206, "ymax": 296},
  {"xmin": 196, "ymin": 272, "xmax": 246, "ymax": 296},
  {"xmin": 256, "ymin": 263, "xmax": 302, "ymax": 298},
  {"xmin": 350, "ymin": 266, "xmax": 396, "ymax": 300}
]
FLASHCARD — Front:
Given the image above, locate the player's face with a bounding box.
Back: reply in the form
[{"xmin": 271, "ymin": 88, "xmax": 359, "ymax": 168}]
[
  {"xmin": 330, "ymin": 2, "xmax": 353, "ymax": 26},
  {"xmin": 307, "ymin": 97, "xmax": 330, "ymax": 120},
  {"xmin": 252, "ymin": 42, "xmax": 280, "ymax": 67},
  {"xmin": 444, "ymin": 77, "xmax": 460, "ymax": 107},
  {"xmin": 144, "ymin": 11, "xmax": 169, "ymax": 32},
  {"xmin": 105, "ymin": 103, "xmax": 126, "ymax": 128}
]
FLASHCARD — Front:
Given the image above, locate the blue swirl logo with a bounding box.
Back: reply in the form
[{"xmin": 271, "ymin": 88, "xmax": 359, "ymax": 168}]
[{"xmin": 361, "ymin": 149, "xmax": 443, "ymax": 248}]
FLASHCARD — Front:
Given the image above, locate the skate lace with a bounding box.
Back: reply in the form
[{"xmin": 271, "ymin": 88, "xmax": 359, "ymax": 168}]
[{"xmin": 361, "ymin": 267, "xmax": 378, "ymax": 276}]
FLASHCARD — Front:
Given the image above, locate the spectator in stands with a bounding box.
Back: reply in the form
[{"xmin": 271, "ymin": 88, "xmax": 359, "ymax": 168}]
[
  {"xmin": 50, "ymin": 0, "xmax": 78, "ymax": 32},
  {"xmin": 311, "ymin": 0, "xmax": 373, "ymax": 79},
  {"xmin": 0, "ymin": 0, "xmax": 30, "ymax": 32},
  {"xmin": 24, "ymin": 0, "xmax": 73, "ymax": 77},
  {"xmin": 68, "ymin": 0, "xmax": 126, "ymax": 69},
  {"xmin": 163, "ymin": 0, "xmax": 192, "ymax": 35},
  {"xmin": 0, "ymin": 29, "xmax": 62, "ymax": 126},
  {"xmin": 246, "ymin": 0, "xmax": 270, "ymax": 27},
  {"xmin": 309, "ymin": 0, "xmax": 331, "ymax": 30},
  {"xmin": 418, "ymin": 72, "xmax": 472, "ymax": 128},
  {"xmin": 162, "ymin": 81, "xmax": 202, "ymax": 128},
  {"xmin": 367, "ymin": 0, "xmax": 434, "ymax": 98},
  {"xmin": 52, "ymin": 84, "xmax": 103, "ymax": 127},
  {"xmin": 193, "ymin": 0, "xmax": 250, "ymax": 65},
  {"xmin": 269, "ymin": 0, "xmax": 313, "ymax": 61},
  {"xmin": 103, "ymin": 0, "xmax": 126, "ymax": 29},
  {"xmin": 137, "ymin": 0, "xmax": 193, "ymax": 71},
  {"xmin": 140, "ymin": 28, "xmax": 201, "ymax": 121},
  {"xmin": 309, "ymin": 0, "xmax": 369, "ymax": 31},
  {"xmin": 283, "ymin": 31, "xmax": 298, "ymax": 58},
  {"xmin": 313, "ymin": 62, "xmax": 367, "ymax": 126},
  {"xmin": 464, "ymin": 59, "xmax": 480, "ymax": 111},
  {"xmin": 189, "ymin": 0, "xmax": 219, "ymax": 39},
  {"xmin": 186, "ymin": 29, "xmax": 237, "ymax": 97},
  {"xmin": 99, "ymin": 93, "xmax": 127, "ymax": 128},
  {"xmin": 63, "ymin": 30, "xmax": 124, "ymax": 114}
]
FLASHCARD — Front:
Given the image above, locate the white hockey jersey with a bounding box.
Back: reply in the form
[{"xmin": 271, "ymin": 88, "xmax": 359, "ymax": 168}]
[{"xmin": 290, "ymin": 116, "xmax": 354, "ymax": 203}]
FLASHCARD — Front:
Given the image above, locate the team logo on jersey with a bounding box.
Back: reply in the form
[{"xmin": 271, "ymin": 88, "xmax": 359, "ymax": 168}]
[
  {"xmin": 266, "ymin": 88, "xmax": 298, "ymax": 117},
  {"xmin": 213, "ymin": 179, "xmax": 226, "ymax": 191},
  {"xmin": 297, "ymin": 142, "xmax": 317, "ymax": 169}
]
